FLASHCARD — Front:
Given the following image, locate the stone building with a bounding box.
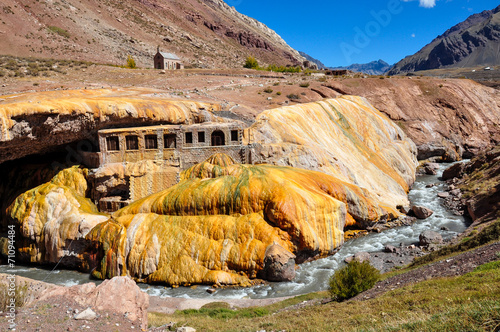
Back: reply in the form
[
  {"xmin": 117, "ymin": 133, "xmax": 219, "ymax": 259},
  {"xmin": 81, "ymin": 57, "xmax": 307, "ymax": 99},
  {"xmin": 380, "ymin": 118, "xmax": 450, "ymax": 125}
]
[
  {"xmin": 154, "ymin": 48, "xmax": 184, "ymax": 70},
  {"xmin": 83, "ymin": 122, "xmax": 251, "ymax": 212}
]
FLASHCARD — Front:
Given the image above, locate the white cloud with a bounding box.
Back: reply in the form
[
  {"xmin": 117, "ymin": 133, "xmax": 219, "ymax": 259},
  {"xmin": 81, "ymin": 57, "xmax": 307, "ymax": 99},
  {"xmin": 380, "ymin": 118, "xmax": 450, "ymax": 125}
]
[
  {"xmin": 411, "ymin": 33, "xmax": 416, "ymax": 37},
  {"xmin": 402, "ymin": 0, "xmax": 437, "ymax": 8}
]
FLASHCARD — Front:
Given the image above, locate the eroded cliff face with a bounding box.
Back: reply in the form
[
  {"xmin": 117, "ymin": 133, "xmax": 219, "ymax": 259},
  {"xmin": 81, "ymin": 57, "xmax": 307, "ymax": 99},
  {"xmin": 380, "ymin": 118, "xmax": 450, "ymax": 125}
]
[
  {"xmin": 0, "ymin": 88, "xmax": 222, "ymax": 164},
  {"xmin": 323, "ymin": 78, "xmax": 500, "ymax": 160},
  {"xmin": 7, "ymin": 166, "xmax": 109, "ymax": 268},
  {"xmin": 246, "ymin": 96, "xmax": 418, "ymax": 212}
]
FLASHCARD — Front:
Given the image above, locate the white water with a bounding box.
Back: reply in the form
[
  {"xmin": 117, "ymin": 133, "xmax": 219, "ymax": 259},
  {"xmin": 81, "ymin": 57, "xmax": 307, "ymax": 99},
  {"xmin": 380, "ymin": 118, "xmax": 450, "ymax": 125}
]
[{"xmin": 0, "ymin": 162, "xmax": 469, "ymax": 299}]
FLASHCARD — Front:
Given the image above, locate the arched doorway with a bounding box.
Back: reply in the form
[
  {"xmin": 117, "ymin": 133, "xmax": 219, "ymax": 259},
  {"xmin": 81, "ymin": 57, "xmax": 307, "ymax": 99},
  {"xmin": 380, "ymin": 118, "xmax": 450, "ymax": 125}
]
[{"xmin": 211, "ymin": 131, "xmax": 225, "ymax": 146}]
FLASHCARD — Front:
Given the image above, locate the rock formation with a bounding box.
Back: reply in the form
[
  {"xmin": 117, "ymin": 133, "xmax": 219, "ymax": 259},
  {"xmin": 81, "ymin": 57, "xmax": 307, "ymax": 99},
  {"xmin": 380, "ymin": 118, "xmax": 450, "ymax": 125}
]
[
  {"xmin": 7, "ymin": 166, "xmax": 109, "ymax": 268},
  {"xmin": 247, "ymin": 96, "xmax": 418, "ymax": 212},
  {"xmin": 5, "ymin": 94, "xmax": 419, "ymax": 287},
  {"xmin": 0, "ymin": 88, "xmax": 222, "ymax": 164},
  {"xmin": 320, "ymin": 78, "xmax": 500, "ymax": 160},
  {"xmin": 451, "ymin": 146, "xmax": 500, "ymax": 223}
]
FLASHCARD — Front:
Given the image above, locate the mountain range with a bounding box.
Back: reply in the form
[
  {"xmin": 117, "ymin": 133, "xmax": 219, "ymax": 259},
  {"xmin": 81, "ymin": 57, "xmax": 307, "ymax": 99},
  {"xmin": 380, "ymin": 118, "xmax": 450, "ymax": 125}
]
[
  {"xmin": 388, "ymin": 5, "xmax": 500, "ymax": 75},
  {"xmin": 0, "ymin": 0, "xmax": 305, "ymax": 68},
  {"xmin": 331, "ymin": 60, "xmax": 391, "ymax": 75}
]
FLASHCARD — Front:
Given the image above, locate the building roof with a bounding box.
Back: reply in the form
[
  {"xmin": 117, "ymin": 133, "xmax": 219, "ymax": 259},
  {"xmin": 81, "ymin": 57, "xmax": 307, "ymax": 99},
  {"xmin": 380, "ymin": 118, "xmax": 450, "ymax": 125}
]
[{"xmin": 158, "ymin": 52, "xmax": 180, "ymax": 60}]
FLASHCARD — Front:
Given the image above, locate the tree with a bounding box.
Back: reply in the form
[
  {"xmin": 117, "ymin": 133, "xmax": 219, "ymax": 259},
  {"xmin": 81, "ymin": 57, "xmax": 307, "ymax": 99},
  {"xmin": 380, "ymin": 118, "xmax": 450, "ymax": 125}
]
[
  {"xmin": 244, "ymin": 56, "xmax": 259, "ymax": 69},
  {"xmin": 126, "ymin": 55, "xmax": 136, "ymax": 69}
]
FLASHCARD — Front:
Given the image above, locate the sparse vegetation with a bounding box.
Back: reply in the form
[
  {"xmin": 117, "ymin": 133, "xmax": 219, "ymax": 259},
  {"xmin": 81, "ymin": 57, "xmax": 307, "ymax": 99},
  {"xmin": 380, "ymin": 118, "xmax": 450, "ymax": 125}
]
[
  {"xmin": 243, "ymin": 56, "xmax": 259, "ymax": 69},
  {"xmin": 125, "ymin": 55, "xmax": 136, "ymax": 69},
  {"xmin": 148, "ymin": 261, "xmax": 500, "ymax": 331},
  {"xmin": 286, "ymin": 93, "xmax": 300, "ymax": 100},
  {"xmin": 47, "ymin": 26, "xmax": 70, "ymax": 39},
  {"xmin": 299, "ymin": 82, "xmax": 310, "ymax": 88},
  {"xmin": 263, "ymin": 87, "xmax": 273, "ymax": 94},
  {"xmin": 0, "ymin": 282, "xmax": 29, "ymax": 311},
  {"xmin": 329, "ymin": 260, "xmax": 380, "ymax": 301}
]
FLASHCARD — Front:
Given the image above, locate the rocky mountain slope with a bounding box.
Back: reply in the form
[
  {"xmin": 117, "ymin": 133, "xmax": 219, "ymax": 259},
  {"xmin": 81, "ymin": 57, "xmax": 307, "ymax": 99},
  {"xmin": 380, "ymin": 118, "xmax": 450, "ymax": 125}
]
[
  {"xmin": 0, "ymin": 0, "xmax": 305, "ymax": 68},
  {"xmin": 299, "ymin": 51, "xmax": 328, "ymax": 69},
  {"xmin": 332, "ymin": 59, "xmax": 391, "ymax": 75},
  {"xmin": 388, "ymin": 5, "xmax": 500, "ymax": 75}
]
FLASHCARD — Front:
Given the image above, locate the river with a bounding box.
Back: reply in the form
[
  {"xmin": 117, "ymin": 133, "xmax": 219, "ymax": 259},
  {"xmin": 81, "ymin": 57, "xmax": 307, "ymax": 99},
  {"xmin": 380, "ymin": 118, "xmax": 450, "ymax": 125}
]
[{"xmin": 0, "ymin": 162, "xmax": 469, "ymax": 299}]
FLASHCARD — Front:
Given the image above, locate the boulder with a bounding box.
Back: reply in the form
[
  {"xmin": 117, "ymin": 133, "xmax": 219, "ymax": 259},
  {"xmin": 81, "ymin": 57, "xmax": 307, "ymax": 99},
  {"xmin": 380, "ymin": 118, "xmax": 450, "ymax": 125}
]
[
  {"xmin": 176, "ymin": 327, "xmax": 196, "ymax": 332},
  {"xmin": 384, "ymin": 244, "xmax": 398, "ymax": 253},
  {"xmin": 345, "ymin": 251, "xmax": 371, "ymax": 263},
  {"xmin": 419, "ymin": 231, "xmax": 443, "ymax": 246},
  {"xmin": 412, "ymin": 205, "xmax": 434, "ymax": 219},
  {"xmin": 260, "ymin": 243, "xmax": 296, "ymax": 282},
  {"xmin": 437, "ymin": 192, "xmax": 450, "ymax": 198},
  {"xmin": 442, "ymin": 162, "xmax": 466, "ymax": 180},
  {"xmin": 74, "ymin": 308, "xmax": 96, "ymax": 321},
  {"xmin": 423, "ymin": 162, "xmax": 440, "ymax": 175},
  {"xmin": 91, "ymin": 276, "xmax": 149, "ymax": 329}
]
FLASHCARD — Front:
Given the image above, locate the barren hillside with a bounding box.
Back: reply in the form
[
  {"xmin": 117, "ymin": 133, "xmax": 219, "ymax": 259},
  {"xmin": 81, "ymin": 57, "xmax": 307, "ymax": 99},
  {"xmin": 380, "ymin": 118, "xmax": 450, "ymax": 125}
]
[{"xmin": 0, "ymin": 0, "xmax": 305, "ymax": 68}]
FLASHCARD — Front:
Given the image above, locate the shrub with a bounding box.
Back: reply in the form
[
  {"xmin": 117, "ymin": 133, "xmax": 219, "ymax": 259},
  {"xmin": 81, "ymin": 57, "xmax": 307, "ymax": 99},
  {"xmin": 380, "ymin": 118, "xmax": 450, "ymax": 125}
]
[
  {"xmin": 276, "ymin": 91, "xmax": 282, "ymax": 95},
  {"xmin": 244, "ymin": 56, "xmax": 259, "ymax": 69},
  {"xmin": 126, "ymin": 55, "xmax": 136, "ymax": 69},
  {"xmin": 47, "ymin": 26, "xmax": 70, "ymax": 38},
  {"xmin": 0, "ymin": 282, "xmax": 29, "ymax": 311},
  {"xmin": 299, "ymin": 82, "xmax": 310, "ymax": 88},
  {"xmin": 263, "ymin": 87, "xmax": 273, "ymax": 93},
  {"xmin": 286, "ymin": 93, "xmax": 300, "ymax": 100},
  {"xmin": 329, "ymin": 260, "xmax": 380, "ymax": 301}
]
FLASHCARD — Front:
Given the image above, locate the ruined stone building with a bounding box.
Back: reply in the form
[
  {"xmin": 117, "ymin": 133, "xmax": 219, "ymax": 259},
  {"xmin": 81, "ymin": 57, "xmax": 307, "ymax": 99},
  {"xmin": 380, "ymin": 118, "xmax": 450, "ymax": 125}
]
[
  {"xmin": 82, "ymin": 122, "xmax": 251, "ymax": 212},
  {"xmin": 154, "ymin": 48, "xmax": 184, "ymax": 70}
]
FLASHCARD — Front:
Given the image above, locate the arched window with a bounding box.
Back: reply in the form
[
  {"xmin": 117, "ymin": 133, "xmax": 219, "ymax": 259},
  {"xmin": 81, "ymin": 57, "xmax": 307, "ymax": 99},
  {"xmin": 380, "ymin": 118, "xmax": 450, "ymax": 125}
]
[{"xmin": 211, "ymin": 131, "xmax": 225, "ymax": 146}]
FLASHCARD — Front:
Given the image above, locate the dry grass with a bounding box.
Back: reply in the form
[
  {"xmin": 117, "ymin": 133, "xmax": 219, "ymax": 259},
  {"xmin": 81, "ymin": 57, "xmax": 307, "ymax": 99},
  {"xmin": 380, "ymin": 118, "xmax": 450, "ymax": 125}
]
[{"xmin": 148, "ymin": 260, "xmax": 500, "ymax": 331}]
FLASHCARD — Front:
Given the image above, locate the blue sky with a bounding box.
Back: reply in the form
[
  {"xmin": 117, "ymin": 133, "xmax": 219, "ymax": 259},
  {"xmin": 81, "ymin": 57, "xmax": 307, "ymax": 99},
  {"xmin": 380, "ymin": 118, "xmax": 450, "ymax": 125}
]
[{"xmin": 227, "ymin": 0, "xmax": 499, "ymax": 67}]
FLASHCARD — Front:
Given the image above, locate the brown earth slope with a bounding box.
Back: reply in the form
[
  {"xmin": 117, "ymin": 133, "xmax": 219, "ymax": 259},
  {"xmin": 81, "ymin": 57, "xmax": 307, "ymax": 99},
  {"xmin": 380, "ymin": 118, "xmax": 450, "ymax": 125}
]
[{"xmin": 0, "ymin": 0, "xmax": 304, "ymax": 68}]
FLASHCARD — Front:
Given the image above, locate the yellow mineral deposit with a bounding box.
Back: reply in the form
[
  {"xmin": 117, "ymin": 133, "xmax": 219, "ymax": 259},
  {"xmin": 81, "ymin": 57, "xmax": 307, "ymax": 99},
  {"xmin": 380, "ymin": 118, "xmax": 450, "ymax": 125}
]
[
  {"xmin": 246, "ymin": 96, "xmax": 418, "ymax": 211},
  {"xmin": 0, "ymin": 88, "xmax": 221, "ymax": 141},
  {"xmin": 7, "ymin": 166, "xmax": 108, "ymax": 265},
  {"xmin": 6, "ymin": 93, "xmax": 419, "ymax": 287}
]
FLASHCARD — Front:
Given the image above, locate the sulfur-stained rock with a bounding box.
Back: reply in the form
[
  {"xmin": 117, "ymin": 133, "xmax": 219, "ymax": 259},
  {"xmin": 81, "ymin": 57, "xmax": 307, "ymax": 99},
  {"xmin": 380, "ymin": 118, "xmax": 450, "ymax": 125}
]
[
  {"xmin": 87, "ymin": 213, "xmax": 292, "ymax": 286},
  {"xmin": 87, "ymin": 152, "xmax": 403, "ymax": 286},
  {"xmin": 0, "ymin": 88, "xmax": 223, "ymax": 164},
  {"xmin": 245, "ymin": 96, "xmax": 418, "ymax": 214},
  {"xmin": 7, "ymin": 166, "xmax": 109, "ymax": 268}
]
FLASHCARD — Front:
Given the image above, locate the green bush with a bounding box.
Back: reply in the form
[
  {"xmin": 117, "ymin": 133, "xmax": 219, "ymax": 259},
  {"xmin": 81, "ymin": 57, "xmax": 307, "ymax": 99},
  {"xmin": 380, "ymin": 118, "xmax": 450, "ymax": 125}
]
[
  {"xmin": 299, "ymin": 82, "xmax": 310, "ymax": 88},
  {"xmin": 244, "ymin": 56, "xmax": 259, "ymax": 69},
  {"xmin": 47, "ymin": 26, "xmax": 70, "ymax": 38},
  {"xmin": 263, "ymin": 87, "xmax": 273, "ymax": 93},
  {"xmin": 329, "ymin": 260, "xmax": 380, "ymax": 301},
  {"xmin": 126, "ymin": 55, "xmax": 136, "ymax": 69}
]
